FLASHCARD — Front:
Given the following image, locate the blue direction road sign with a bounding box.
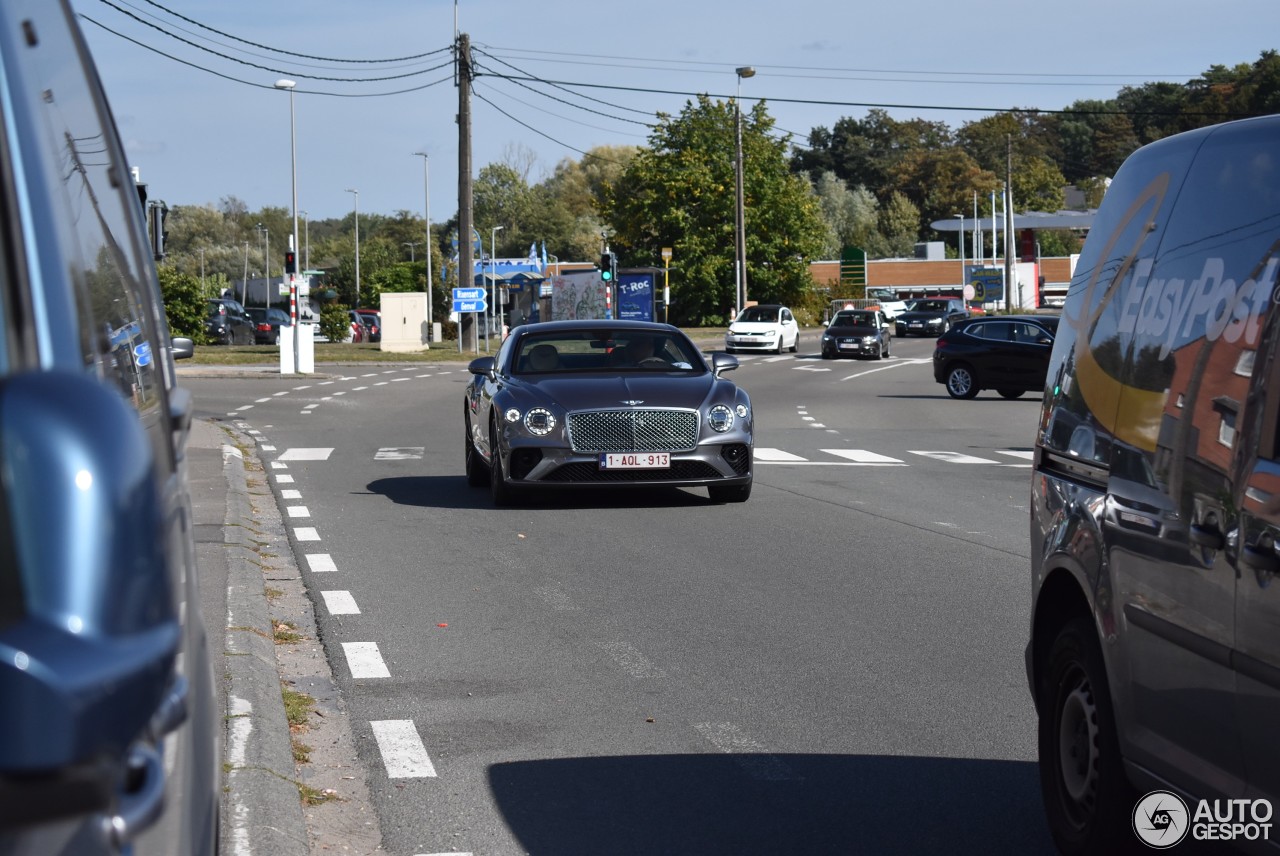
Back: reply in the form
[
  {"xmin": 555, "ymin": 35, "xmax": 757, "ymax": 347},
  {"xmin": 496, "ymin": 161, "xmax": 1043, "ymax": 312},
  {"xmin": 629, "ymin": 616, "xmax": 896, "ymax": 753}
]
[
  {"xmin": 453, "ymin": 299, "xmax": 487, "ymax": 313},
  {"xmin": 453, "ymin": 287, "xmax": 485, "ymax": 301}
]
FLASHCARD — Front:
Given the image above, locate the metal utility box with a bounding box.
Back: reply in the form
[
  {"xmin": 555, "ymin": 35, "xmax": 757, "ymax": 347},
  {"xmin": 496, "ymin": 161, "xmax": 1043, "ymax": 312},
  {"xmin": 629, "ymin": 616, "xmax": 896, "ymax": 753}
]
[{"xmin": 379, "ymin": 292, "xmax": 430, "ymax": 352}]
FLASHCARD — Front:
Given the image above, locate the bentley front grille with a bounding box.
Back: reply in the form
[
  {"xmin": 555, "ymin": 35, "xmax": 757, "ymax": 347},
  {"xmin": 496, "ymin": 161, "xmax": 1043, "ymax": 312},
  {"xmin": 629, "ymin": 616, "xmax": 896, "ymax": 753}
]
[{"xmin": 566, "ymin": 409, "xmax": 699, "ymax": 453}]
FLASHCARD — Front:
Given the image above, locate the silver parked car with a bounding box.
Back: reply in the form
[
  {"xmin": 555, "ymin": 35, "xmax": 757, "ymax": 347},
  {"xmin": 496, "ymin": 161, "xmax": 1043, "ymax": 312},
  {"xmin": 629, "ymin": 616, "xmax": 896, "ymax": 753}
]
[
  {"xmin": 465, "ymin": 320, "xmax": 754, "ymax": 505},
  {"xmin": 0, "ymin": 3, "xmax": 218, "ymax": 854}
]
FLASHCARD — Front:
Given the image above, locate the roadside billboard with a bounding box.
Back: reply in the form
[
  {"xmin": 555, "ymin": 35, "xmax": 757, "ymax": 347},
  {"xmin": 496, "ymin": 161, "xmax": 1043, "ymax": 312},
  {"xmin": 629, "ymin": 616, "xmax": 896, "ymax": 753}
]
[
  {"xmin": 616, "ymin": 273, "xmax": 655, "ymax": 322},
  {"xmin": 549, "ymin": 271, "xmax": 608, "ymax": 320}
]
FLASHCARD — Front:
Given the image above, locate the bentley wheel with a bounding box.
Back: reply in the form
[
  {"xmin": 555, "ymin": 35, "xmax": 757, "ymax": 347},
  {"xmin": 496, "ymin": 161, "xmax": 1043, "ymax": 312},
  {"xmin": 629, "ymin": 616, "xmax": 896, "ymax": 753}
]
[
  {"xmin": 1039, "ymin": 618, "xmax": 1135, "ymax": 855},
  {"xmin": 489, "ymin": 420, "xmax": 513, "ymax": 506},
  {"xmin": 464, "ymin": 417, "xmax": 487, "ymax": 487},
  {"xmin": 945, "ymin": 364, "xmax": 979, "ymax": 399}
]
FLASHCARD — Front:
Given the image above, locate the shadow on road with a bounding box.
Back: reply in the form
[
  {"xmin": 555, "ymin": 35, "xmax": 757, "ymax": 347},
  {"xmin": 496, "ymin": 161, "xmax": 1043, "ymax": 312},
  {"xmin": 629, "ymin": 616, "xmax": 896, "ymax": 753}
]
[
  {"xmin": 488, "ymin": 752, "xmax": 1052, "ymax": 855},
  {"xmin": 366, "ymin": 476, "xmax": 718, "ymax": 510}
]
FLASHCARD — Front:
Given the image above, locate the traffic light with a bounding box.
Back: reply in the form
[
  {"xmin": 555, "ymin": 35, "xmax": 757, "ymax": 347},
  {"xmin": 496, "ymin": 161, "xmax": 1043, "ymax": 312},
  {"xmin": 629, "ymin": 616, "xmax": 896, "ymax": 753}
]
[
  {"xmin": 600, "ymin": 252, "xmax": 616, "ymax": 282},
  {"xmin": 285, "ymin": 250, "xmax": 297, "ymax": 274},
  {"xmin": 147, "ymin": 201, "xmax": 167, "ymax": 261}
]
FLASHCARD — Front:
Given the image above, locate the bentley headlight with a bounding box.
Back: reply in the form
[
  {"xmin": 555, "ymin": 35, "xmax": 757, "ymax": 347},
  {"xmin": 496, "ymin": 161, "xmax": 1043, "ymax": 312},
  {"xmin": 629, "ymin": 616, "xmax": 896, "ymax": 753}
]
[
  {"xmin": 524, "ymin": 407, "xmax": 556, "ymax": 436},
  {"xmin": 708, "ymin": 404, "xmax": 734, "ymax": 433},
  {"xmin": 504, "ymin": 407, "xmax": 521, "ymax": 423}
]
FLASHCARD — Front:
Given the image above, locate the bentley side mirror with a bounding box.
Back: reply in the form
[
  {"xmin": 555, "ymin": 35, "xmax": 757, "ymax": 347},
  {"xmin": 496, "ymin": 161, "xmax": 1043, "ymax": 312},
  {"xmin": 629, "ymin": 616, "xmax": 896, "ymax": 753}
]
[
  {"xmin": 711, "ymin": 352, "xmax": 739, "ymax": 377},
  {"xmin": 468, "ymin": 356, "xmax": 497, "ymax": 381}
]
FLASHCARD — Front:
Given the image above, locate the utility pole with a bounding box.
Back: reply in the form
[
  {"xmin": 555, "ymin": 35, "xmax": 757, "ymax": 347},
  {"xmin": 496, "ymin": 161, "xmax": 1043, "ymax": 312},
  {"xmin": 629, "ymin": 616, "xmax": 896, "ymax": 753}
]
[
  {"xmin": 457, "ymin": 33, "xmax": 476, "ymax": 352},
  {"xmin": 1006, "ymin": 133, "xmax": 1016, "ymax": 310}
]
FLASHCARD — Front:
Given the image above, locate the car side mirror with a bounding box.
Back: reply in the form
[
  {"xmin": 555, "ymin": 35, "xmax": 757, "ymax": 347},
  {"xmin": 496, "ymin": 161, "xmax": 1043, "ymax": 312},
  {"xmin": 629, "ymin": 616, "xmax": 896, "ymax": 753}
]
[
  {"xmin": 0, "ymin": 371, "xmax": 179, "ymax": 831},
  {"xmin": 711, "ymin": 352, "xmax": 739, "ymax": 376},
  {"xmin": 468, "ymin": 356, "xmax": 497, "ymax": 381},
  {"xmin": 171, "ymin": 336, "xmax": 194, "ymax": 360}
]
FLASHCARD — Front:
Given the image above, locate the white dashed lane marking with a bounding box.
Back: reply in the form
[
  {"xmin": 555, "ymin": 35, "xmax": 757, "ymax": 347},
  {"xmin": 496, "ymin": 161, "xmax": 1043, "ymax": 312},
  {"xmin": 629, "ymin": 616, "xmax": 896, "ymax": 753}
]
[
  {"xmin": 693, "ymin": 722, "xmax": 796, "ymax": 781},
  {"xmin": 370, "ymin": 720, "xmax": 437, "ymax": 778},
  {"xmin": 278, "ymin": 448, "xmax": 334, "ymax": 461},
  {"xmin": 321, "ymin": 590, "xmax": 360, "ymax": 615},
  {"xmin": 375, "ymin": 447, "xmax": 424, "ymax": 460},
  {"xmin": 286, "ymin": 506, "xmax": 310, "ymax": 518},
  {"xmin": 342, "ymin": 642, "xmax": 390, "ymax": 679},
  {"xmin": 305, "ymin": 553, "xmax": 338, "ymax": 573},
  {"xmin": 294, "ymin": 527, "xmax": 320, "ymax": 541},
  {"xmin": 909, "ymin": 450, "xmax": 999, "ymax": 464},
  {"xmin": 281, "ymin": 489, "xmax": 301, "ymax": 499}
]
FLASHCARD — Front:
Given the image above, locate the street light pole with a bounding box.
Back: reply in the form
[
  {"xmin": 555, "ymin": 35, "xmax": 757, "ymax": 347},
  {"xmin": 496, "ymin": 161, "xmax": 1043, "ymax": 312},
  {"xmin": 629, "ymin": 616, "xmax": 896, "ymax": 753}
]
[
  {"xmin": 734, "ymin": 66, "xmax": 755, "ymax": 320},
  {"xmin": 403, "ymin": 242, "xmax": 419, "ymax": 262},
  {"xmin": 414, "ymin": 151, "xmax": 434, "ymax": 336},
  {"xmin": 345, "ymin": 188, "xmax": 360, "ymax": 310},
  {"xmin": 255, "ymin": 222, "xmax": 268, "ymax": 307},
  {"xmin": 275, "ymin": 78, "xmax": 301, "ymax": 372},
  {"xmin": 491, "ymin": 224, "xmax": 504, "ymax": 344},
  {"xmin": 954, "ymin": 213, "xmax": 965, "ymax": 292},
  {"xmin": 300, "ymin": 210, "xmax": 309, "ymax": 273}
]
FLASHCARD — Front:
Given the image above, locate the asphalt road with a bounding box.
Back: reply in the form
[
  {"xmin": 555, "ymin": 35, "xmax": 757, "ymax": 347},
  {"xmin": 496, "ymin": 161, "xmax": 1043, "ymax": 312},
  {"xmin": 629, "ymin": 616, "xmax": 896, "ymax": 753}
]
[{"xmin": 185, "ymin": 333, "xmax": 1056, "ymax": 855}]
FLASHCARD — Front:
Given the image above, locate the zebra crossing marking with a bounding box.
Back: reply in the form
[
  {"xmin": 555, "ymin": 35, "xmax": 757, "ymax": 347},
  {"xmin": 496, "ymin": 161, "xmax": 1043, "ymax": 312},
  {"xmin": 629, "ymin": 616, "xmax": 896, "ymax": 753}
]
[{"xmin": 908, "ymin": 450, "xmax": 1000, "ymax": 464}]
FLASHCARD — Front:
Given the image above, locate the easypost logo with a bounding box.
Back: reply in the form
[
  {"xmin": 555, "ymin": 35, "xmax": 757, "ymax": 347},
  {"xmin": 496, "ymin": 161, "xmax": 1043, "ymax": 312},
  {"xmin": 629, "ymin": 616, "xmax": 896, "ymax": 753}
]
[
  {"xmin": 1133, "ymin": 791, "xmax": 1189, "ymax": 848},
  {"xmin": 1133, "ymin": 792, "xmax": 1275, "ymax": 847}
]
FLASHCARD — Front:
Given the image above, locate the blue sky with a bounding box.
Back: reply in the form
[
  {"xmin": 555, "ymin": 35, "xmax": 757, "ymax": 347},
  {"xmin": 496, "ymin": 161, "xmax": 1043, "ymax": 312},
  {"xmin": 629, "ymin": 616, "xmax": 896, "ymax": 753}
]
[{"xmin": 72, "ymin": 0, "xmax": 1279, "ymax": 229}]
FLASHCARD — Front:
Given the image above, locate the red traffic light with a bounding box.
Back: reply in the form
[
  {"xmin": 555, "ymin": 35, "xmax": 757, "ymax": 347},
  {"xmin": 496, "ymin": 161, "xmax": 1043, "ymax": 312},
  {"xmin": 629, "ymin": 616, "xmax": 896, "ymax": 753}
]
[{"xmin": 284, "ymin": 251, "xmax": 297, "ymax": 274}]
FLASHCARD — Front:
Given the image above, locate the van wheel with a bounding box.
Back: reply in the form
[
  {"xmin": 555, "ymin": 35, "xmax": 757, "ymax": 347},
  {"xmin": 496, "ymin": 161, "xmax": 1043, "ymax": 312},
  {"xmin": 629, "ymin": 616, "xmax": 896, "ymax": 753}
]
[
  {"xmin": 945, "ymin": 365, "xmax": 979, "ymax": 399},
  {"xmin": 1039, "ymin": 618, "xmax": 1135, "ymax": 855},
  {"xmin": 998, "ymin": 389, "xmax": 1024, "ymax": 400}
]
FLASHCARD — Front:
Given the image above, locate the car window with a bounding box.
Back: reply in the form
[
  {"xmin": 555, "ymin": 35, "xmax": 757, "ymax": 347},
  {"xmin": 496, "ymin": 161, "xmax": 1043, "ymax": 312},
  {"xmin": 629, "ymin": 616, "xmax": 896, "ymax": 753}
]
[
  {"xmin": 1012, "ymin": 322, "xmax": 1052, "ymax": 344},
  {"xmin": 514, "ymin": 330, "xmax": 703, "ymax": 374},
  {"xmin": 737, "ymin": 306, "xmax": 779, "ymax": 323},
  {"xmin": 25, "ymin": 5, "xmax": 169, "ymax": 454},
  {"xmin": 971, "ymin": 322, "xmax": 1011, "ymax": 341}
]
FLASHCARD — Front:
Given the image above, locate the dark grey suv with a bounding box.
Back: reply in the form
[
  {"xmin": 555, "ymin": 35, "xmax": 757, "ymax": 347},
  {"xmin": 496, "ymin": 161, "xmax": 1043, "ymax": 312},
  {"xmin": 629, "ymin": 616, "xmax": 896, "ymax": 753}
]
[
  {"xmin": 0, "ymin": 3, "xmax": 218, "ymax": 854},
  {"xmin": 1030, "ymin": 114, "xmax": 1280, "ymax": 854}
]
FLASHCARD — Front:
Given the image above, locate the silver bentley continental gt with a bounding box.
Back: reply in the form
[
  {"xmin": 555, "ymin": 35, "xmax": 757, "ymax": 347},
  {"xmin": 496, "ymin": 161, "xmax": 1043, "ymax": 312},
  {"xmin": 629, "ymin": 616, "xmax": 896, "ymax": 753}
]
[{"xmin": 464, "ymin": 320, "xmax": 754, "ymax": 506}]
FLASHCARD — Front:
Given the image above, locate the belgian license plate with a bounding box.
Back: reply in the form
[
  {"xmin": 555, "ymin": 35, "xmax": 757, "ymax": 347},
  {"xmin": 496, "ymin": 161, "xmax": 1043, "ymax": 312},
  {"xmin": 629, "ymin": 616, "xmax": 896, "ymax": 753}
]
[
  {"xmin": 839, "ymin": 342, "xmax": 856, "ymax": 349},
  {"xmin": 600, "ymin": 452, "xmax": 670, "ymax": 469}
]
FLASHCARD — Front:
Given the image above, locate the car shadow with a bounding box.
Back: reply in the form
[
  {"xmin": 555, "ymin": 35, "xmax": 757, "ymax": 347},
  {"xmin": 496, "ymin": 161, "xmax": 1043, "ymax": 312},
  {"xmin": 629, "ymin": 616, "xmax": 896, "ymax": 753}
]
[
  {"xmin": 486, "ymin": 752, "xmax": 1053, "ymax": 855},
  {"xmin": 365, "ymin": 477, "xmax": 717, "ymax": 510}
]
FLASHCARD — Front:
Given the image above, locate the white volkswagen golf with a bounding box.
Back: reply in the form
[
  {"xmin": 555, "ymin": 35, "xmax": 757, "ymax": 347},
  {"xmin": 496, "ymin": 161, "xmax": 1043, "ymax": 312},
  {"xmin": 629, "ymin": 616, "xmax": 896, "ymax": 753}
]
[{"xmin": 724, "ymin": 304, "xmax": 801, "ymax": 354}]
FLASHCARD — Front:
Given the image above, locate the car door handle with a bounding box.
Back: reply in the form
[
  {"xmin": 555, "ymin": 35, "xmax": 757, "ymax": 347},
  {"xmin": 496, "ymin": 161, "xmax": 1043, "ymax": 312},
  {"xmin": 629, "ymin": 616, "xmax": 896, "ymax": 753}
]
[
  {"xmin": 102, "ymin": 743, "xmax": 166, "ymax": 849},
  {"xmin": 1189, "ymin": 522, "xmax": 1226, "ymax": 550}
]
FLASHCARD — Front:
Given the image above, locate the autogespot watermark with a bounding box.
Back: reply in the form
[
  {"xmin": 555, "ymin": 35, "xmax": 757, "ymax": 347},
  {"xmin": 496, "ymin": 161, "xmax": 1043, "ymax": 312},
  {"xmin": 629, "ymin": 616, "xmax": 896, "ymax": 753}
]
[{"xmin": 1133, "ymin": 791, "xmax": 1274, "ymax": 848}]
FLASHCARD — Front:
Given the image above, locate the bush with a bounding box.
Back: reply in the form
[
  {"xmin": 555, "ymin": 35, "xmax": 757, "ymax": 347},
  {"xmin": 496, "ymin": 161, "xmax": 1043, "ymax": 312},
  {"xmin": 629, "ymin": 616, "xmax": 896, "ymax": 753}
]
[
  {"xmin": 439, "ymin": 319, "xmax": 458, "ymax": 342},
  {"xmin": 320, "ymin": 304, "xmax": 351, "ymax": 343}
]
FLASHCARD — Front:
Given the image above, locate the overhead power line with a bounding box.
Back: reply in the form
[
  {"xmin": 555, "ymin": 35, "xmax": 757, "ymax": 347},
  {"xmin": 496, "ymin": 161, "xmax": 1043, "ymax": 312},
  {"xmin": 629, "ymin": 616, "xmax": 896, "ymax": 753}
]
[
  {"xmin": 474, "ymin": 70, "xmax": 1256, "ymax": 119},
  {"xmin": 94, "ymin": 0, "xmax": 453, "ymax": 83},
  {"xmin": 125, "ymin": 0, "xmax": 451, "ymax": 64},
  {"xmin": 80, "ymin": 14, "xmax": 455, "ymax": 96},
  {"xmin": 476, "ymin": 44, "xmax": 1202, "ymax": 82}
]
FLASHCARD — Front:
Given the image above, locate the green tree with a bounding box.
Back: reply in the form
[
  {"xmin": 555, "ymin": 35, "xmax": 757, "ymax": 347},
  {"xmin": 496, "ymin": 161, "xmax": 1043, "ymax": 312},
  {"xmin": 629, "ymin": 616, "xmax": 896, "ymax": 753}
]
[
  {"xmin": 157, "ymin": 265, "xmax": 207, "ymax": 342},
  {"xmin": 810, "ymin": 171, "xmax": 882, "ymax": 258},
  {"xmin": 889, "ymin": 147, "xmax": 998, "ymax": 237},
  {"xmin": 878, "ymin": 192, "xmax": 921, "ymax": 257},
  {"xmin": 608, "ymin": 96, "xmax": 826, "ymax": 324}
]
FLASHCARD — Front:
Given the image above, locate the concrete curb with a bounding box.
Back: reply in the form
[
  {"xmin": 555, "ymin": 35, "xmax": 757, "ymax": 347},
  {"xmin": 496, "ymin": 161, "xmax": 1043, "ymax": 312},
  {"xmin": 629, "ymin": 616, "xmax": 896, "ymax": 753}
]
[{"xmin": 219, "ymin": 435, "xmax": 311, "ymax": 856}]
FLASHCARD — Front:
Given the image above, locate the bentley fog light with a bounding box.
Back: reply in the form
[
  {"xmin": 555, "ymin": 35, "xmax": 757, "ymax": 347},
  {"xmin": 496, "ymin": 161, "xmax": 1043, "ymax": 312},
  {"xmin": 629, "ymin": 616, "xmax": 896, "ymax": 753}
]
[
  {"xmin": 735, "ymin": 404, "xmax": 748, "ymax": 418},
  {"xmin": 708, "ymin": 404, "xmax": 734, "ymax": 433},
  {"xmin": 504, "ymin": 407, "xmax": 521, "ymax": 423},
  {"xmin": 524, "ymin": 407, "xmax": 556, "ymax": 436}
]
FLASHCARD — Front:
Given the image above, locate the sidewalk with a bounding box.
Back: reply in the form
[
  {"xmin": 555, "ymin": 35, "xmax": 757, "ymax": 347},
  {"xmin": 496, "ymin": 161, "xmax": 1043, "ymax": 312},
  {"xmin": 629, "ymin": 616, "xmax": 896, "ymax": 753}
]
[{"xmin": 188, "ymin": 416, "xmax": 383, "ymax": 855}]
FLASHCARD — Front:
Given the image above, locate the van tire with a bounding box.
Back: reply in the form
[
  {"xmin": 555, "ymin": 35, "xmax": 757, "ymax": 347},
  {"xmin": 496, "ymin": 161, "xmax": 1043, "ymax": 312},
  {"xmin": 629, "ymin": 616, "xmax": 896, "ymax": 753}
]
[{"xmin": 1038, "ymin": 618, "xmax": 1137, "ymax": 855}]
